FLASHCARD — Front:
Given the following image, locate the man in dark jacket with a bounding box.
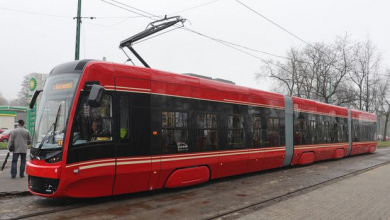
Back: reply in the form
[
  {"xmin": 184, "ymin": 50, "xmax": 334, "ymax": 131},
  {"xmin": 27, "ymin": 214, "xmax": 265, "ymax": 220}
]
[{"xmin": 8, "ymin": 120, "xmax": 31, "ymax": 178}]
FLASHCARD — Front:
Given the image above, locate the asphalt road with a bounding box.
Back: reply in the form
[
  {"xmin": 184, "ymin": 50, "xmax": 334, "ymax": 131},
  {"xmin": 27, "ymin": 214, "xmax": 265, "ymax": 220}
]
[{"xmin": 1, "ymin": 148, "xmax": 390, "ymax": 220}]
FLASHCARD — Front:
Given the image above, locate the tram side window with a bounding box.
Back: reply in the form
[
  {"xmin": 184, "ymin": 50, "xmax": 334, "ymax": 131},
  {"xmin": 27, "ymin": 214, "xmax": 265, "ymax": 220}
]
[
  {"xmin": 369, "ymin": 123, "xmax": 373, "ymax": 141},
  {"xmin": 359, "ymin": 121, "xmax": 373, "ymax": 142},
  {"xmin": 315, "ymin": 115, "xmax": 324, "ymax": 144},
  {"xmin": 72, "ymin": 94, "xmax": 113, "ymax": 145},
  {"xmin": 161, "ymin": 111, "xmax": 189, "ymax": 154},
  {"xmin": 364, "ymin": 124, "xmax": 368, "ymax": 141},
  {"xmin": 119, "ymin": 95, "xmax": 130, "ymax": 142},
  {"xmin": 294, "ymin": 113, "xmax": 306, "ymax": 145},
  {"xmin": 339, "ymin": 118, "xmax": 348, "ymax": 143},
  {"xmin": 254, "ymin": 116, "xmax": 280, "ymax": 148},
  {"xmin": 196, "ymin": 113, "xmax": 218, "ymax": 151},
  {"xmin": 337, "ymin": 119, "xmax": 343, "ymax": 143},
  {"xmin": 352, "ymin": 120, "xmax": 360, "ymax": 142},
  {"xmin": 278, "ymin": 118, "xmax": 286, "ymax": 146},
  {"xmin": 305, "ymin": 114, "xmax": 314, "ymax": 144},
  {"xmin": 330, "ymin": 117, "xmax": 338, "ymax": 143},
  {"xmin": 323, "ymin": 118, "xmax": 331, "ymax": 143},
  {"xmin": 359, "ymin": 122, "xmax": 364, "ymax": 141},
  {"xmin": 308, "ymin": 120, "xmax": 316, "ymax": 144},
  {"xmin": 365, "ymin": 122, "xmax": 375, "ymax": 141},
  {"xmin": 267, "ymin": 118, "xmax": 280, "ymax": 147},
  {"xmin": 227, "ymin": 115, "xmax": 245, "ymax": 149},
  {"xmin": 371, "ymin": 122, "xmax": 377, "ymax": 141},
  {"xmin": 253, "ymin": 116, "xmax": 264, "ymax": 148}
]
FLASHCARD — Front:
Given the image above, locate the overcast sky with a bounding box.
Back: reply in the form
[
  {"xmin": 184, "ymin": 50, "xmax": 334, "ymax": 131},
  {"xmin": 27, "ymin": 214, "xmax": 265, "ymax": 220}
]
[{"xmin": 1, "ymin": 0, "xmax": 389, "ymax": 100}]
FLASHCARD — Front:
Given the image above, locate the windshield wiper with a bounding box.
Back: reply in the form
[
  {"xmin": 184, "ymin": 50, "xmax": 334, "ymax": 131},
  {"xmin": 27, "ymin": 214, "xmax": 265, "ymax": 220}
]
[
  {"xmin": 52, "ymin": 104, "xmax": 62, "ymax": 143},
  {"xmin": 36, "ymin": 105, "xmax": 62, "ymax": 158},
  {"xmin": 35, "ymin": 123, "xmax": 54, "ymax": 159}
]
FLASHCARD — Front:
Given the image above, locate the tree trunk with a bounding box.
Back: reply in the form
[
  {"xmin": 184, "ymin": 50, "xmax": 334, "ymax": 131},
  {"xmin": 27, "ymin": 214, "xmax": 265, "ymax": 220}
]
[{"xmin": 384, "ymin": 112, "xmax": 390, "ymax": 141}]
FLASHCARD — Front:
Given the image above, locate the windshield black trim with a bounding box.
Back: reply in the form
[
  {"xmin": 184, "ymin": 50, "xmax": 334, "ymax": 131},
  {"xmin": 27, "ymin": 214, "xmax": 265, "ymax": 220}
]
[
  {"xmin": 66, "ymin": 142, "xmax": 115, "ymax": 164},
  {"xmin": 49, "ymin": 59, "xmax": 95, "ymax": 76}
]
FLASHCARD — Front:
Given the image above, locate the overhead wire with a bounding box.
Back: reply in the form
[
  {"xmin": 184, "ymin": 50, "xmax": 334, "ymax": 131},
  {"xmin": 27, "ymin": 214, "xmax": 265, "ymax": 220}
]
[
  {"xmin": 235, "ymin": 0, "xmax": 338, "ymax": 62},
  {"xmin": 0, "ymin": 6, "xmax": 70, "ymax": 18},
  {"xmin": 181, "ymin": 27, "xmax": 290, "ymax": 60},
  {"xmin": 101, "ymin": 0, "xmax": 160, "ymax": 19},
  {"xmin": 102, "ymin": 0, "xmax": 293, "ymax": 63},
  {"xmin": 102, "ymin": 0, "xmax": 304, "ymax": 74},
  {"xmin": 0, "ymin": 5, "xmax": 143, "ymax": 22},
  {"xmin": 133, "ymin": 25, "xmax": 185, "ymax": 45},
  {"xmin": 110, "ymin": 0, "xmax": 160, "ymax": 18},
  {"xmin": 182, "ymin": 27, "xmax": 269, "ymax": 62},
  {"xmin": 91, "ymin": 16, "xmax": 144, "ymax": 18},
  {"xmin": 83, "ymin": 16, "xmax": 140, "ymax": 27},
  {"xmin": 168, "ymin": 0, "xmax": 221, "ymax": 16}
]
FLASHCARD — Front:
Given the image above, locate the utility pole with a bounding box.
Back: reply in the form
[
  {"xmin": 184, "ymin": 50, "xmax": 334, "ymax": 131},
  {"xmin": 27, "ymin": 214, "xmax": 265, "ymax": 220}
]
[
  {"xmin": 74, "ymin": 1, "xmax": 95, "ymax": 61},
  {"xmin": 74, "ymin": 0, "xmax": 82, "ymax": 60},
  {"xmin": 328, "ymin": 77, "xmax": 332, "ymax": 103}
]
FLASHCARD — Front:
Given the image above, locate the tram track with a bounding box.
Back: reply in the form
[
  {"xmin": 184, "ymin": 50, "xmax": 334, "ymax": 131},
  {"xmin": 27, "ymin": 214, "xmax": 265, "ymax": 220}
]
[
  {"xmin": 8, "ymin": 201, "xmax": 94, "ymax": 220},
  {"xmin": 4, "ymin": 151, "xmax": 390, "ymax": 220},
  {"xmin": 207, "ymin": 157, "xmax": 390, "ymax": 220}
]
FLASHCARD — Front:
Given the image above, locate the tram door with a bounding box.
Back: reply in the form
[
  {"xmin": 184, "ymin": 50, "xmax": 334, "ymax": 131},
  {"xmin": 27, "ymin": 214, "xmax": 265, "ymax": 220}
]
[
  {"xmin": 113, "ymin": 77, "xmax": 153, "ymax": 195},
  {"xmin": 66, "ymin": 93, "xmax": 116, "ymax": 198}
]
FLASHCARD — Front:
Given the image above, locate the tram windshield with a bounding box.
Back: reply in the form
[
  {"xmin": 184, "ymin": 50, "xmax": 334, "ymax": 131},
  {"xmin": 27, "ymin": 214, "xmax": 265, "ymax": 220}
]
[{"xmin": 32, "ymin": 73, "xmax": 80, "ymax": 150}]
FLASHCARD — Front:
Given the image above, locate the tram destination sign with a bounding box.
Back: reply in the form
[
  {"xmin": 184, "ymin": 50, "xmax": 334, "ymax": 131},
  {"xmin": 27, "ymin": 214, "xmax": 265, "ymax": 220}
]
[{"xmin": 52, "ymin": 81, "xmax": 73, "ymax": 91}]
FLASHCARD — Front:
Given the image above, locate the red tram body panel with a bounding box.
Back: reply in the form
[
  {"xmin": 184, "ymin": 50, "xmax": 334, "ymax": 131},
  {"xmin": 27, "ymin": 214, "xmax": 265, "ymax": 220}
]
[{"xmin": 26, "ymin": 60, "xmax": 377, "ymax": 198}]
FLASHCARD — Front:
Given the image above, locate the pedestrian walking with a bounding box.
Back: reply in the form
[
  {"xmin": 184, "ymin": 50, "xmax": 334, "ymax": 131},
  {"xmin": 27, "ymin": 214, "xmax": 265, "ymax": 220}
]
[{"xmin": 8, "ymin": 119, "xmax": 31, "ymax": 179}]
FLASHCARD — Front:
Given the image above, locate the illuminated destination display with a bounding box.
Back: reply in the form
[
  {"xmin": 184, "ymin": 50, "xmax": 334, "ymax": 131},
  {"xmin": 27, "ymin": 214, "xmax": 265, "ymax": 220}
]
[{"xmin": 52, "ymin": 82, "xmax": 73, "ymax": 91}]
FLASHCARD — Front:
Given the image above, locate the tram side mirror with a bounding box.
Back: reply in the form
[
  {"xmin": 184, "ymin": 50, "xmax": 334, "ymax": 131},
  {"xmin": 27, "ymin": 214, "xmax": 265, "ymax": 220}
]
[
  {"xmin": 87, "ymin": 85, "xmax": 105, "ymax": 107},
  {"xmin": 29, "ymin": 90, "xmax": 43, "ymax": 109}
]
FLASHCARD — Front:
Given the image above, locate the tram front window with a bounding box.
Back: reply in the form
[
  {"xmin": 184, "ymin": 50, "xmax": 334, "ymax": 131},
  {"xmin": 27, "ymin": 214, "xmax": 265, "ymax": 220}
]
[{"xmin": 31, "ymin": 73, "xmax": 79, "ymax": 156}]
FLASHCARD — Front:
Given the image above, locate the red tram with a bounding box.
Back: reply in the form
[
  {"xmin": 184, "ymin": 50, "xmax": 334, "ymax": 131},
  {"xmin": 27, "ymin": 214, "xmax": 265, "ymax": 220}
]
[{"xmin": 26, "ymin": 60, "xmax": 377, "ymax": 198}]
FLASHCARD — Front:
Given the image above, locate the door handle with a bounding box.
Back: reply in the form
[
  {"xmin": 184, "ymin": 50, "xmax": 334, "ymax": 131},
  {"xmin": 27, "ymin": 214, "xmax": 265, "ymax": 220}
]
[{"xmin": 73, "ymin": 169, "xmax": 80, "ymax": 174}]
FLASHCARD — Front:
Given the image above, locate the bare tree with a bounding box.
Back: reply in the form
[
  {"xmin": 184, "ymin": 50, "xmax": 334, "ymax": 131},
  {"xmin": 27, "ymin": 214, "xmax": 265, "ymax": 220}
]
[
  {"xmin": 17, "ymin": 75, "xmax": 30, "ymax": 106},
  {"xmin": 8, "ymin": 98, "xmax": 20, "ymax": 106},
  {"xmin": 328, "ymin": 35, "xmax": 355, "ymax": 105},
  {"xmin": 299, "ymin": 42, "xmax": 338, "ymax": 103},
  {"xmin": 375, "ymin": 69, "xmax": 390, "ymax": 139},
  {"xmin": 256, "ymin": 47, "xmax": 302, "ymax": 96},
  {"xmin": 0, "ymin": 92, "xmax": 9, "ymax": 105},
  {"xmin": 257, "ymin": 35, "xmax": 353, "ymax": 105},
  {"xmin": 331, "ymin": 81, "xmax": 357, "ymax": 106},
  {"xmin": 349, "ymin": 38, "xmax": 381, "ymax": 112},
  {"xmin": 255, "ymin": 35, "xmax": 389, "ymax": 125}
]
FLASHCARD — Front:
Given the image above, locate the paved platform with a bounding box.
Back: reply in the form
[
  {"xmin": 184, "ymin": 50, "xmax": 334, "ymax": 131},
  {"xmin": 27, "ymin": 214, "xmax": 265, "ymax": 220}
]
[
  {"xmin": 242, "ymin": 161, "xmax": 390, "ymax": 220},
  {"xmin": 0, "ymin": 152, "xmax": 29, "ymax": 196}
]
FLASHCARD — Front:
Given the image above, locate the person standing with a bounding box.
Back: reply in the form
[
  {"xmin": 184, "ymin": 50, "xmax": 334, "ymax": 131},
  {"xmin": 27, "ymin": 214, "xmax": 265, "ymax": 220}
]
[{"xmin": 8, "ymin": 119, "xmax": 31, "ymax": 179}]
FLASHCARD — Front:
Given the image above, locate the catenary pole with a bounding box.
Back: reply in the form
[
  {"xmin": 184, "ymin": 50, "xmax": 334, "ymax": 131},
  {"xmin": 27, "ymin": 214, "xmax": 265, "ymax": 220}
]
[
  {"xmin": 329, "ymin": 77, "xmax": 332, "ymax": 103},
  {"xmin": 75, "ymin": 0, "xmax": 82, "ymax": 60}
]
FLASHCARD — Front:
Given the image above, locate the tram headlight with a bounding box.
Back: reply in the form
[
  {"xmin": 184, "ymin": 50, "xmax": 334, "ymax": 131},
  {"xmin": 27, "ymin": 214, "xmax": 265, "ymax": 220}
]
[{"xmin": 45, "ymin": 152, "xmax": 62, "ymax": 163}]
